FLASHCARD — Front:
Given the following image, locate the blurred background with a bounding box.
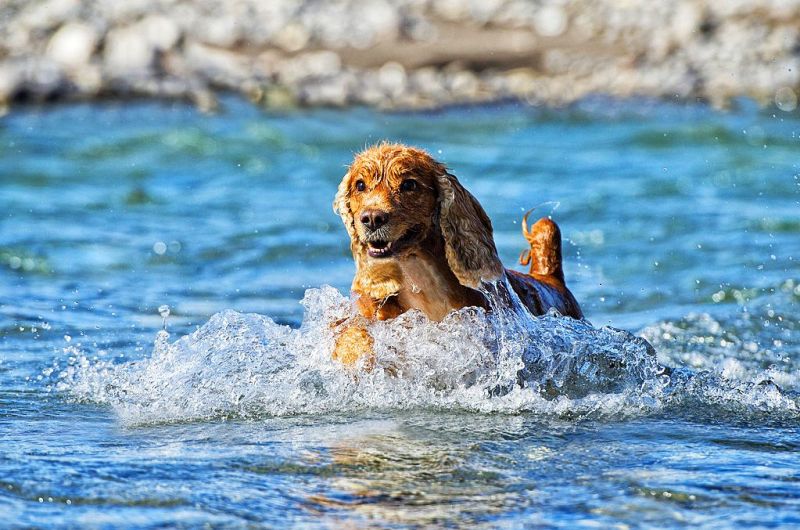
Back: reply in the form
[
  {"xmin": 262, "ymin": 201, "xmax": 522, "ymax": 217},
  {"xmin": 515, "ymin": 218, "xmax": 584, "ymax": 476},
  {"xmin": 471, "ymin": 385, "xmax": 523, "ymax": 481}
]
[{"xmin": 1, "ymin": 0, "xmax": 799, "ymax": 113}]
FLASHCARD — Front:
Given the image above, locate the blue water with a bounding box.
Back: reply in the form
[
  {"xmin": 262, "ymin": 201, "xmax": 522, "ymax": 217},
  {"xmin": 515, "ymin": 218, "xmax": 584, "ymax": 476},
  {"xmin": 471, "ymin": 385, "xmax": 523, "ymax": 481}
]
[{"xmin": 2, "ymin": 97, "xmax": 799, "ymax": 528}]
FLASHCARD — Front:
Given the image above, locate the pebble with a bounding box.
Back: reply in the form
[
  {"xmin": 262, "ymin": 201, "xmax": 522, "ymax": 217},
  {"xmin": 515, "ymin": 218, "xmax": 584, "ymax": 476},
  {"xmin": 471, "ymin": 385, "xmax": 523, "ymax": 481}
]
[
  {"xmin": 533, "ymin": 6, "xmax": 568, "ymax": 38},
  {"xmin": 104, "ymin": 25, "xmax": 155, "ymax": 76},
  {"xmin": 378, "ymin": 62, "xmax": 407, "ymax": 98},
  {"xmin": 0, "ymin": 0, "xmax": 798, "ymax": 110},
  {"xmin": 138, "ymin": 15, "xmax": 181, "ymax": 52},
  {"xmin": 273, "ymin": 23, "xmax": 310, "ymax": 53},
  {"xmin": 0, "ymin": 63, "xmax": 20, "ymax": 102},
  {"xmin": 46, "ymin": 23, "xmax": 98, "ymax": 69},
  {"xmin": 185, "ymin": 41, "xmax": 249, "ymax": 86}
]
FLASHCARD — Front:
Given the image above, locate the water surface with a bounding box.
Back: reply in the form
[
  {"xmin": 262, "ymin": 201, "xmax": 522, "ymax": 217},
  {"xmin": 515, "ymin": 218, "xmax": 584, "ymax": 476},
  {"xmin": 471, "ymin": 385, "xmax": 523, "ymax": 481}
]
[{"xmin": 1, "ymin": 98, "xmax": 799, "ymax": 528}]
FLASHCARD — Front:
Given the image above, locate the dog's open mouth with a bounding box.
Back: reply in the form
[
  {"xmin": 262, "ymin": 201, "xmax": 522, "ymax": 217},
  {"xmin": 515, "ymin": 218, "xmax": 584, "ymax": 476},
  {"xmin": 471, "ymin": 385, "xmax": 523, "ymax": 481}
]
[
  {"xmin": 367, "ymin": 240, "xmax": 393, "ymax": 258},
  {"xmin": 367, "ymin": 226, "xmax": 422, "ymax": 259}
]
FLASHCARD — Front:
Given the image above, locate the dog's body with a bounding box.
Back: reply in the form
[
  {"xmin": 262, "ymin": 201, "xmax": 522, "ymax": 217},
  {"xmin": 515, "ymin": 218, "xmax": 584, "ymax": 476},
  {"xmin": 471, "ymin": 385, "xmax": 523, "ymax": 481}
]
[{"xmin": 332, "ymin": 143, "xmax": 582, "ymax": 365}]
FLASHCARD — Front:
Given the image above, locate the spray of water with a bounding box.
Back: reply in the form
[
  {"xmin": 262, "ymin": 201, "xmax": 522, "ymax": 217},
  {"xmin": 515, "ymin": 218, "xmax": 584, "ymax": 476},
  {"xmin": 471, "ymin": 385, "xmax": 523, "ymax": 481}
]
[{"xmin": 53, "ymin": 277, "xmax": 799, "ymax": 426}]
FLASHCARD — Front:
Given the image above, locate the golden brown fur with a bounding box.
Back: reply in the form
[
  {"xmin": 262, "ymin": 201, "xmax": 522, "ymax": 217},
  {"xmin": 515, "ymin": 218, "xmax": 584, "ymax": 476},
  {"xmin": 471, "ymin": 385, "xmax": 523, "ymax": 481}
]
[{"xmin": 332, "ymin": 143, "xmax": 582, "ymax": 366}]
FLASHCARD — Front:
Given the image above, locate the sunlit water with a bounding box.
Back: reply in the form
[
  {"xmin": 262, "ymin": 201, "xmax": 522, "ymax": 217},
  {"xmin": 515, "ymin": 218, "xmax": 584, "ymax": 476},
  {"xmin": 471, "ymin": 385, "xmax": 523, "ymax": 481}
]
[{"xmin": 2, "ymin": 97, "xmax": 799, "ymax": 528}]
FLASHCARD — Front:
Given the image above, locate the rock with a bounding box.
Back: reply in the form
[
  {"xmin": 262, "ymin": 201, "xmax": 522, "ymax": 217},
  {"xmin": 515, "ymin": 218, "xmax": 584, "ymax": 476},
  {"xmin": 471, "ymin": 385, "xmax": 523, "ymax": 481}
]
[
  {"xmin": 70, "ymin": 64, "xmax": 102, "ymax": 94},
  {"xmin": 467, "ymin": 0, "xmax": 505, "ymax": 25},
  {"xmin": 277, "ymin": 51, "xmax": 342, "ymax": 85},
  {"xmin": 300, "ymin": 72, "xmax": 352, "ymax": 107},
  {"xmin": 169, "ymin": 3, "xmax": 201, "ymax": 36},
  {"xmin": 9, "ymin": 58, "xmax": 70, "ymax": 101},
  {"xmin": 775, "ymin": 86, "xmax": 798, "ymax": 112},
  {"xmin": 273, "ymin": 23, "xmax": 310, "ymax": 53},
  {"xmin": 46, "ymin": 23, "xmax": 98, "ymax": 69},
  {"xmin": 378, "ymin": 61, "xmax": 407, "ymax": 98},
  {"xmin": 17, "ymin": 0, "xmax": 79, "ymax": 33},
  {"xmin": 353, "ymin": 70, "xmax": 388, "ymax": 106},
  {"xmin": 299, "ymin": 51, "xmax": 342, "ymax": 78},
  {"xmin": 404, "ymin": 16, "xmax": 438, "ymax": 42},
  {"xmin": 350, "ymin": 0, "xmax": 400, "ymax": 48},
  {"xmin": 184, "ymin": 41, "xmax": 250, "ymax": 86},
  {"xmin": 503, "ymin": 68, "xmax": 537, "ymax": 97},
  {"xmin": 494, "ymin": 0, "xmax": 538, "ymax": 29},
  {"xmin": 190, "ymin": 88, "xmax": 218, "ymax": 114},
  {"xmin": 197, "ymin": 15, "xmax": 240, "ymax": 48},
  {"xmin": 671, "ymin": 2, "xmax": 703, "ymax": 42},
  {"xmin": 0, "ymin": 63, "xmax": 21, "ymax": 103},
  {"xmin": 138, "ymin": 15, "xmax": 181, "ymax": 52},
  {"xmin": 410, "ymin": 67, "xmax": 446, "ymax": 100},
  {"xmin": 104, "ymin": 25, "xmax": 155, "ymax": 76},
  {"xmin": 447, "ymin": 70, "xmax": 479, "ymax": 99},
  {"xmin": 261, "ymin": 85, "xmax": 297, "ymax": 109},
  {"xmin": 433, "ymin": 0, "xmax": 469, "ymax": 21},
  {"xmin": 534, "ymin": 6, "xmax": 568, "ymax": 38},
  {"xmin": 3, "ymin": 26, "xmax": 32, "ymax": 56},
  {"xmin": 254, "ymin": 50, "xmax": 283, "ymax": 79}
]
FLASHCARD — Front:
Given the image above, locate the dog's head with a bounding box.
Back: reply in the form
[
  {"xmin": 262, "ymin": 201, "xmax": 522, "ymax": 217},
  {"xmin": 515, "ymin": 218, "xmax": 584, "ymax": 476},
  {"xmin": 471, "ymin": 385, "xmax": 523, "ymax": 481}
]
[{"xmin": 334, "ymin": 143, "xmax": 503, "ymax": 288}]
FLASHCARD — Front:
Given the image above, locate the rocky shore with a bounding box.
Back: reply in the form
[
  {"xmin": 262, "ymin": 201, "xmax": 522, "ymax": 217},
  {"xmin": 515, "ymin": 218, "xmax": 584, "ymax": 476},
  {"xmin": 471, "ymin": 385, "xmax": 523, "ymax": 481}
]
[{"xmin": 1, "ymin": 0, "xmax": 799, "ymax": 112}]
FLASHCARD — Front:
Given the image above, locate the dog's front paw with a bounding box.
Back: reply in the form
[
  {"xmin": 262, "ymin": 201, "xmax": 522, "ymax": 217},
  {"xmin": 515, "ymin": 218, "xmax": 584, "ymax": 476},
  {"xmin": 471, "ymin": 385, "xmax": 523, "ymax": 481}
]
[{"xmin": 333, "ymin": 325, "xmax": 375, "ymax": 369}]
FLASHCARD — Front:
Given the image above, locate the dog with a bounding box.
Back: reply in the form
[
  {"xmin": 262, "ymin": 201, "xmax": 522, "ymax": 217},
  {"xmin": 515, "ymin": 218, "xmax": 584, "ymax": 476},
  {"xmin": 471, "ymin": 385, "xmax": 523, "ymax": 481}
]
[{"xmin": 332, "ymin": 143, "xmax": 582, "ymax": 365}]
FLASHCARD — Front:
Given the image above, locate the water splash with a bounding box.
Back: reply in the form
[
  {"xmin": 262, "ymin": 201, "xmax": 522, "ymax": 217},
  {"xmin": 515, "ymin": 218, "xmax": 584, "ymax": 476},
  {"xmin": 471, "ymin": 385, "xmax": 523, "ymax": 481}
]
[
  {"xmin": 158, "ymin": 304, "xmax": 171, "ymax": 330},
  {"xmin": 641, "ymin": 305, "xmax": 800, "ymax": 420},
  {"xmin": 54, "ymin": 282, "xmax": 799, "ymax": 426}
]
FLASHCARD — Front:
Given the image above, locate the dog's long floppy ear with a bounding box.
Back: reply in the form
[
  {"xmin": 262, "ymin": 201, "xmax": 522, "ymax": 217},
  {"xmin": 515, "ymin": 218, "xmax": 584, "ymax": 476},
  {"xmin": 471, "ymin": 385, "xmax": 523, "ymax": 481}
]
[
  {"xmin": 435, "ymin": 171, "xmax": 504, "ymax": 288},
  {"xmin": 333, "ymin": 170, "xmax": 358, "ymax": 244}
]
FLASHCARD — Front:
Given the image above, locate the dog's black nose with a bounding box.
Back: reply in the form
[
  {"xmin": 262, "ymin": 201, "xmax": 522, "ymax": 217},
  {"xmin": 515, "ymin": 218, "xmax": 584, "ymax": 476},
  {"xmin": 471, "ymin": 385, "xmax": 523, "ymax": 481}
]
[{"xmin": 360, "ymin": 210, "xmax": 389, "ymax": 231}]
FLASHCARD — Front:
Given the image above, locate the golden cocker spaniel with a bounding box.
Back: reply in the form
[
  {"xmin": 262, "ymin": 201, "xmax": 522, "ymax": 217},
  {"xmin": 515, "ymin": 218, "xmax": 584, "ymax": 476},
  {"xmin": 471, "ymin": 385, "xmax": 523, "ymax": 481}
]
[{"xmin": 332, "ymin": 142, "xmax": 582, "ymax": 365}]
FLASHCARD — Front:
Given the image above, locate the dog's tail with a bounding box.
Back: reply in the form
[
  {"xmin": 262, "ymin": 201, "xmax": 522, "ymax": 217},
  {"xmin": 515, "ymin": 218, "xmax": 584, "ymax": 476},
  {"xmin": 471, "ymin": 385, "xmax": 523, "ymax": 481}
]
[{"xmin": 518, "ymin": 210, "xmax": 565, "ymax": 284}]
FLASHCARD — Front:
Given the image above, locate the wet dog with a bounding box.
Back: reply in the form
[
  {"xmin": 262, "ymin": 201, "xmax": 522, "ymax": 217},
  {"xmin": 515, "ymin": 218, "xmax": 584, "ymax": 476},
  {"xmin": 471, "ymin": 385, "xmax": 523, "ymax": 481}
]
[{"xmin": 332, "ymin": 143, "xmax": 582, "ymax": 365}]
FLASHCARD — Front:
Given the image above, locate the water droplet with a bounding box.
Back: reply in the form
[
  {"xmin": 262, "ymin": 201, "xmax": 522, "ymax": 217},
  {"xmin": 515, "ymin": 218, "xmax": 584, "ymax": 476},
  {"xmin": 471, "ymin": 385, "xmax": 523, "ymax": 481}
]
[
  {"xmin": 775, "ymin": 87, "xmax": 797, "ymax": 112},
  {"xmin": 153, "ymin": 241, "xmax": 167, "ymax": 255},
  {"xmin": 158, "ymin": 305, "xmax": 170, "ymax": 330}
]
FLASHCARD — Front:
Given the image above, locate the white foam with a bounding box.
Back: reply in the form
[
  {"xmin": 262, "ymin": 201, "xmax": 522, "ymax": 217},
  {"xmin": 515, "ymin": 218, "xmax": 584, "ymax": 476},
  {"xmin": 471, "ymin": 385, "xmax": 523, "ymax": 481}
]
[{"xmin": 54, "ymin": 284, "xmax": 799, "ymax": 426}]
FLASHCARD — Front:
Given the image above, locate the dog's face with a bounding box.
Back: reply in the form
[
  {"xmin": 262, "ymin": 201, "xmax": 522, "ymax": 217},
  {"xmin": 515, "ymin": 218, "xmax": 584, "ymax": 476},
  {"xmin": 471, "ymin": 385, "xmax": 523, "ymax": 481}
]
[
  {"xmin": 343, "ymin": 144, "xmax": 442, "ymax": 259},
  {"xmin": 335, "ymin": 143, "xmax": 504, "ymax": 289}
]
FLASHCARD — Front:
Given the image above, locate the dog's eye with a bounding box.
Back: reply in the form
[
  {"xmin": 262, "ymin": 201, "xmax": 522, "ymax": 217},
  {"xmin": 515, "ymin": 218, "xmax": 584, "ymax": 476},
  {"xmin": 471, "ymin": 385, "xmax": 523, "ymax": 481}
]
[
  {"xmin": 355, "ymin": 180, "xmax": 366, "ymax": 192},
  {"xmin": 400, "ymin": 179, "xmax": 418, "ymax": 192}
]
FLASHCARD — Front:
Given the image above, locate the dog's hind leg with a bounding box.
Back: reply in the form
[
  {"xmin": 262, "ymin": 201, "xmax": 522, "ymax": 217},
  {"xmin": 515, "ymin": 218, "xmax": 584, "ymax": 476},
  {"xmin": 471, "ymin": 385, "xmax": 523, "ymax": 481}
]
[{"xmin": 518, "ymin": 212, "xmax": 565, "ymax": 285}]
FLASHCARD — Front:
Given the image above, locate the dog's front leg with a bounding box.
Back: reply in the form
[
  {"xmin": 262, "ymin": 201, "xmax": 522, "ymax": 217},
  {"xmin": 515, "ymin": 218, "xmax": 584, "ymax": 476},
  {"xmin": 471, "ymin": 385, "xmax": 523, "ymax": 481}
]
[
  {"xmin": 331, "ymin": 292, "xmax": 404, "ymax": 368},
  {"xmin": 332, "ymin": 324, "xmax": 375, "ymax": 368}
]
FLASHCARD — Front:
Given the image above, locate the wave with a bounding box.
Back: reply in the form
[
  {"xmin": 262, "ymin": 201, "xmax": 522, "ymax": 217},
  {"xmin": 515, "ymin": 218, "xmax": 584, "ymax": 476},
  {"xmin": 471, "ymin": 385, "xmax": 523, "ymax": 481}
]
[{"xmin": 53, "ymin": 283, "xmax": 800, "ymax": 426}]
